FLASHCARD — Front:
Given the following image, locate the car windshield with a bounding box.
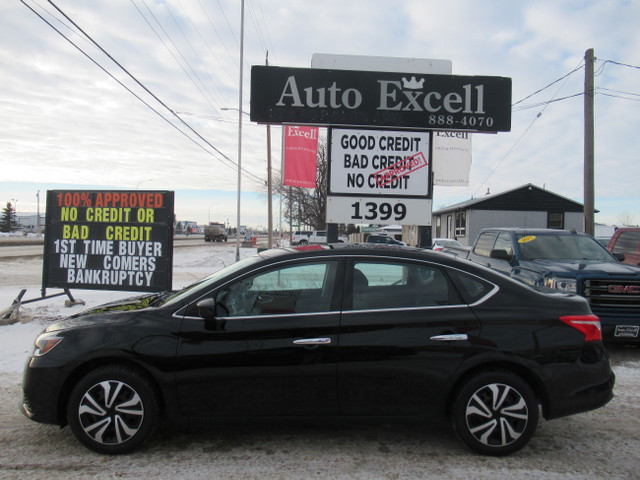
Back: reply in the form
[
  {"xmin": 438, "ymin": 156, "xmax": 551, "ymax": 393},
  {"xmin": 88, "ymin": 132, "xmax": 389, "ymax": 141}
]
[
  {"xmin": 516, "ymin": 233, "xmax": 615, "ymax": 262},
  {"xmin": 157, "ymin": 254, "xmax": 268, "ymax": 307}
]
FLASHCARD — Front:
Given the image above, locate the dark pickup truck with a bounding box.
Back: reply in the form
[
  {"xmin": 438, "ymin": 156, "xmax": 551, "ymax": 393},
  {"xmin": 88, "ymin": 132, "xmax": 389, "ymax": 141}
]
[{"xmin": 449, "ymin": 228, "xmax": 640, "ymax": 342}]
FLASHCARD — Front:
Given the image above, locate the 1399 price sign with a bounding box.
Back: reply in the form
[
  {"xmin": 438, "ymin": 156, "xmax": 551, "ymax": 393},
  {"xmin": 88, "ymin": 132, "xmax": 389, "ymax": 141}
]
[
  {"xmin": 327, "ymin": 196, "xmax": 432, "ymax": 226},
  {"xmin": 352, "ymin": 201, "xmax": 406, "ymax": 221}
]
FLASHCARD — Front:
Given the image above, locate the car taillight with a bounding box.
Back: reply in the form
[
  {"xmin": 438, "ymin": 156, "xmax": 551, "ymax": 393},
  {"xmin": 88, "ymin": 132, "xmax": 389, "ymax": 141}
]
[{"xmin": 559, "ymin": 314, "xmax": 602, "ymax": 342}]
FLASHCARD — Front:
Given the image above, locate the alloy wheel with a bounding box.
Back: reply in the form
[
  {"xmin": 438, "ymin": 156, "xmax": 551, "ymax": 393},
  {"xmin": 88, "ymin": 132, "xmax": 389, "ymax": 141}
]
[
  {"xmin": 77, "ymin": 380, "xmax": 145, "ymax": 446},
  {"xmin": 464, "ymin": 382, "xmax": 529, "ymax": 448}
]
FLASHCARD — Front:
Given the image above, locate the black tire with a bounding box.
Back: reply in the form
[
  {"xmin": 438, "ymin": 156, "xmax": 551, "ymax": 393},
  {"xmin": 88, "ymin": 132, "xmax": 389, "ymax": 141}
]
[
  {"xmin": 451, "ymin": 370, "xmax": 538, "ymax": 456},
  {"xmin": 299, "ymin": 239, "xmax": 308, "ymax": 245},
  {"xmin": 67, "ymin": 365, "xmax": 160, "ymax": 455}
]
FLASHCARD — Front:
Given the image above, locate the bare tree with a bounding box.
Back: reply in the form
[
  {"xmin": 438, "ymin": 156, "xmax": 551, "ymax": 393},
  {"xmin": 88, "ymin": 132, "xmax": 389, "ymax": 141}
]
[{"xmin": 617, "ymin": 212, "xmax": 636, "ymax": 227}]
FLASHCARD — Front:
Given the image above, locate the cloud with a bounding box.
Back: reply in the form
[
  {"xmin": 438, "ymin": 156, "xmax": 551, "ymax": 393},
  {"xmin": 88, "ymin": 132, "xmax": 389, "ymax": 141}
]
[{"xmin": 2, "ymin": 0, "xmax": 639, "ymax": 226}]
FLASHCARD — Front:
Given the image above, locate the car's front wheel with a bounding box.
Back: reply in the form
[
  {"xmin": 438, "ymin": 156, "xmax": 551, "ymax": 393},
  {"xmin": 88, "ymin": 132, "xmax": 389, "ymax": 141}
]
[
  {"xmin": 67, "ymin": 365, "xmax": 160, "ymax": 454},
  {"xmin": 451, "ymin": 370, "xmax": 538, "ymax": 456}
]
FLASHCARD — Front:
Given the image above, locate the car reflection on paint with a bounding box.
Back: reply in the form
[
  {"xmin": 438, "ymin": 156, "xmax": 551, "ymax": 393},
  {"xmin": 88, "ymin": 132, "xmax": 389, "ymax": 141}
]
[
  {"xmin": 21, "ymin": 244, "xmax": 614, "ymax": 456},
  {"xmin": 431, "ymin": 238, "xmax": 463, "ymax": 251}
]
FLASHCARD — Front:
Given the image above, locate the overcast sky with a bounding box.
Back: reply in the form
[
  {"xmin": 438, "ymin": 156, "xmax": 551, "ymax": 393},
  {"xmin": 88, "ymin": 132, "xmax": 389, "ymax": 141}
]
[{"xmin": 2, "ymin": 0, "xmax": 639, "ymax": 228}]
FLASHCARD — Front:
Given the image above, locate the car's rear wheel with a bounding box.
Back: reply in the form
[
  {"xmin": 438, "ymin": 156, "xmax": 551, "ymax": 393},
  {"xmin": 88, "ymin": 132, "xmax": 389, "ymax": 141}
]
[
  {"xmin": 451, "ymin": 370, "xmax": 538, "ymax": 456},
  {"xmin": 298, "ymin": 239, "xmax": 308, "ymax": 245},
  {"xmin": 67, "ymin": 365, "xmax": 159, "ymax": 454}
]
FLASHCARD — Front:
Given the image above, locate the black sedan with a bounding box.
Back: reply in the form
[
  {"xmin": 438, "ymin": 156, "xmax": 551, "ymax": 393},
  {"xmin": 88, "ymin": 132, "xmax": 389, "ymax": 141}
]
[{"xmin": 21, "ymin": 244, "xmax": 614, "ymax": 456}]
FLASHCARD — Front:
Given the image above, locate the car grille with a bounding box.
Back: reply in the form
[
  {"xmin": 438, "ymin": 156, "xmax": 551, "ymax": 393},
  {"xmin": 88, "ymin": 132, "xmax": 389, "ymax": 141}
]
[{"xmin": 584, "ymin": 279, "xmax": 640, "ymax": 308}]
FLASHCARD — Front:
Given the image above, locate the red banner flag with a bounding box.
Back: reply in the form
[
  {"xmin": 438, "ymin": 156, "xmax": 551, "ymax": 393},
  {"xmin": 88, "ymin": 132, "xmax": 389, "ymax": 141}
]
[{"xmin": 282, "ymin": 126, "xmax": 319, "ymax": 188}]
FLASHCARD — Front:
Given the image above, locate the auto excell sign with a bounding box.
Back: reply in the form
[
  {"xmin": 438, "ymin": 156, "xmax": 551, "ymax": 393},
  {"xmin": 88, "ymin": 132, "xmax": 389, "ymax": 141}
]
[{"xmin": 251, "ymin": 65, "xmax": 511, "ymax": 133}]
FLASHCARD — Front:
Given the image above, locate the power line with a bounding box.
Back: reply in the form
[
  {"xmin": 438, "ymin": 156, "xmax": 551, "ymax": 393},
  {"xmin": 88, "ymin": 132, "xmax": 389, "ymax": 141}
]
[
  {"xmin": 23, "ymin": 0, "xmax": 265, "ymax": 186},
  {"xmin": 474, "ymin": 58, "xmax": 585, "ymax": 197},
  {"xmin": 131, "ymin": 0, "xmax": 221, "ymax": 114},
  {"xmin": 512, "ymin": 92, "xmax": 584, "ymax": 111},
  {"xmin": 512, "ymin": 64, "xmax": 584, "ymax": 106},
  {"xmin": 600, "ymin": 59, "xmax": 640, "ymax": 70}
]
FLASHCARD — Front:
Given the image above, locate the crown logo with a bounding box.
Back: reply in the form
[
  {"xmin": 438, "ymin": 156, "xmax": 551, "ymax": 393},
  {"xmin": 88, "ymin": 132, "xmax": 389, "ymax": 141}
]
[{"xmin": 402, "ymin": 76, "xmax": 424, "ymax": 89}]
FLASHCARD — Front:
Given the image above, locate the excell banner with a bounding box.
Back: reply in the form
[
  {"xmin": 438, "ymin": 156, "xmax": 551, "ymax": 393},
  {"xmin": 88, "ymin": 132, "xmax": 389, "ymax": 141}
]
[
  {"xmin": 432, "ymin": 131, "xmax": 472, "ymax": 186},
  {"xmin": 282, "ymin": 125, "xmax": 319, "ymax": 188}
]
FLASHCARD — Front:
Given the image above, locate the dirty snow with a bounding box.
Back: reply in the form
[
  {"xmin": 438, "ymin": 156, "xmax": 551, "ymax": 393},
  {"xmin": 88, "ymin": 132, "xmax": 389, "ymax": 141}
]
[{"xmin": 1, "ymin": 243, "xmax": 639, "ymax": 480}]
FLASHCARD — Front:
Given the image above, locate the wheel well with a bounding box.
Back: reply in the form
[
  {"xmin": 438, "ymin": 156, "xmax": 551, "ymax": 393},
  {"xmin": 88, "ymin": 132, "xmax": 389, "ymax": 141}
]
[
  {"xmin": 445, "ymin": 362, "xmax": 549, "ymax": 419},
  {"xmin": 57, "ymin": 358, "xmax": 165, "ymax": 426}
]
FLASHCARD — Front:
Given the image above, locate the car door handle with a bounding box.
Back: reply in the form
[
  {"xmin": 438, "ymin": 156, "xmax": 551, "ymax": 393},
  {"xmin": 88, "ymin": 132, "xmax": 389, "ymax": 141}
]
[
  {"xmin": 430, "ymin": 334, "xmax": 469, "ymax": 342},
  {"xmin": 293, "ymin": 337, "xmax": 332, "ymax": 345}
]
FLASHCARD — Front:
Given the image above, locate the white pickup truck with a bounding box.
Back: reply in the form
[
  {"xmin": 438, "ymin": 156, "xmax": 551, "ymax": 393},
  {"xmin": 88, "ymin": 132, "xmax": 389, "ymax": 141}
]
[{"xmin": 292, "ymin": 230, "xmax": 348, "ymax": 245}]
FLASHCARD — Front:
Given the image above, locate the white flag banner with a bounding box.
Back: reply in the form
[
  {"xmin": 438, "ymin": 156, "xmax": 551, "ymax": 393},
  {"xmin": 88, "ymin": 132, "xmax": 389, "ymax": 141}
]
[{"xmin": 432, "ymin": 131, "xmax": 472, "ymax": 186}]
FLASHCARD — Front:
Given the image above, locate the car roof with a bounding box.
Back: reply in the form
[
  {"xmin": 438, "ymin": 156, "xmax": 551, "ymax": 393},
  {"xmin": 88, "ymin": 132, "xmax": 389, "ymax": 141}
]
[
  {"xmin": 482, "ymin": 228, "xmax": 584, "ymax": 236},
  {"xmin": 257, "ymin": 243, "xmax": 471, "ymax": 268}
]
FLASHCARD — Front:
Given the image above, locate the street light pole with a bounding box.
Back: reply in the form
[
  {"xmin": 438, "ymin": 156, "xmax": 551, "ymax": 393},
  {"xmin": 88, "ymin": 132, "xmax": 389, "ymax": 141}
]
[{"xmin": 235, "ymin": 0, "xmax": 245, "ymax": 262}]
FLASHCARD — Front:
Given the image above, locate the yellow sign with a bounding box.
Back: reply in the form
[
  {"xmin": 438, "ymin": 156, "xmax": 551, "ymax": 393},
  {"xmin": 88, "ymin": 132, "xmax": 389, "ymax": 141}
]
[{"xmin": 518, "ymin": 235, "xmax": 536, "ymax": 243}]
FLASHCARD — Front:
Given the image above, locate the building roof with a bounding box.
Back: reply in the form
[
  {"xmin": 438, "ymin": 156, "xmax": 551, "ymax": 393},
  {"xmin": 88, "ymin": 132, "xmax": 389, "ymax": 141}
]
[{"xmin": 433, "ymin": 183, "xmax": 587, "ymax": 215}]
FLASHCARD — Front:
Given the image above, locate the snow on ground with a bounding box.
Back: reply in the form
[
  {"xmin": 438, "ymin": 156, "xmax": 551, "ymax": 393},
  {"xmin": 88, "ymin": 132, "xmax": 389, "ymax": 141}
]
[
  {"xmin": 1, "ymin": 244, "xmax": 640, "ymax": 479},
  {"xmin": 0, "ymin": 244, "xmax": 253, "ymax": 373}
]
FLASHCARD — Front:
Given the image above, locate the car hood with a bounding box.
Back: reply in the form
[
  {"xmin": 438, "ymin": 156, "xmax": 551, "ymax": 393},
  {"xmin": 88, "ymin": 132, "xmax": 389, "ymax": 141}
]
[
  {"xmin": 44, "ymin": 293, "xmax": 163, "ymax": 333},
  {"xmin": 522, "ymin": 259, "xmax": 640, "ymax": 276}
]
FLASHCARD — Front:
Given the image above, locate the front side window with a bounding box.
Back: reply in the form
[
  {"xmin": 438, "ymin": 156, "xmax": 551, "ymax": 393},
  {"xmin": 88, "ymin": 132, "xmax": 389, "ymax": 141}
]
[
  {"xmin": 349, "ymin": 260, "xmax": 460, "ymax": 310},
  {"xmin": 473, "ymin": 232, "xmax": 498, "ymax": 257},
  {"xmin": 214, "ymin": 261, "xmax": 338, "ymax": 317},
  {"xmin": 493, "ymin": 232, "xmax": 514, "ymax": 257}
]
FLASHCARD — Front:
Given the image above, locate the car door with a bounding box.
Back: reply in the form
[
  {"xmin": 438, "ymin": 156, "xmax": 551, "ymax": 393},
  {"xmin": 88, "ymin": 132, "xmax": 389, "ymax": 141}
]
[
  {"xmin": 337, "ymin": 258, "xmax": 481, "ymax": 417},
  {"xmin": 175, "ymin": 259, "xmax": 343, "ymax": 418}
]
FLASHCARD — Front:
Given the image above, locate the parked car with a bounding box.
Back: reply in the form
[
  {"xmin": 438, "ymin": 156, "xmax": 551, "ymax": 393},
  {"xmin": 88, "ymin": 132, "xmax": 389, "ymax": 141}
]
[
  {"xmin": 366, "ymin": 234, "xmax": 406, "ymax": 245},
  {"xmin": 294, "ymin": 230, "xmax": 348, "ymax": 245},
  {"xmin": 607, "ymin": 227, "xmax": 640, "ymax": 266},
  {"xmin": 22, "ymin": 245, "xmax": 614, "ymax": 456},
  {"xmin": 431, "ymin": 238, "xmax": 463, "ymax": 251},
  {"xmin": 290, "ymin": 230, "xmax": 313, "ymax": 245}
]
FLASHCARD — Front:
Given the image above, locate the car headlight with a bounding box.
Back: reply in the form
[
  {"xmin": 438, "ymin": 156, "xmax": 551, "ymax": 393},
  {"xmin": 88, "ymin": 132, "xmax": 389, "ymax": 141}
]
[
  {"xmin": 33, "ymin": 333, "xmax": 63, "ymax": 357},
  {"xmin": 545, "ymin": 277, "xmax": 577, "ymax": 293}
]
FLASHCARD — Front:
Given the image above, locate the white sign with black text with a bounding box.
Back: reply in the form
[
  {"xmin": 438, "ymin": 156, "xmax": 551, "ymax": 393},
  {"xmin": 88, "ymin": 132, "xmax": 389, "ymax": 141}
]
[
  {"xmin": 329, "ymin": 128, "xmax": 431, "ymax": 197},
  {"xmin": 326, "ymin": 196, "xmax": 432, "ymax": 226}
]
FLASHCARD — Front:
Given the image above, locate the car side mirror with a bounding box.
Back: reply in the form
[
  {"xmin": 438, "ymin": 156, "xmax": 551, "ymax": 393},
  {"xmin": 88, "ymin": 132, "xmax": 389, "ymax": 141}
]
[
  {"xmin": 490, "ymin": 249, "xmax": 514, "ymax": 262},
  {"xmin": 613, "ymin": 252, "xmax": 625, "ymax": 262},
  {"xmin": 196, "ymin": 298, "xmax": 218, "ymax": 320}
]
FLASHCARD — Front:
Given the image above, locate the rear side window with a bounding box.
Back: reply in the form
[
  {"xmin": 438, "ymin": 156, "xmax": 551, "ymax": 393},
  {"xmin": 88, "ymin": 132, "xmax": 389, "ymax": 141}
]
[
  {"xmin": 446, "ymin": 268, "xmax": 495, "ymax": 304},
  {"xmin": 348, "ymin": 260, "xmax": 461, "ymax": 310}
]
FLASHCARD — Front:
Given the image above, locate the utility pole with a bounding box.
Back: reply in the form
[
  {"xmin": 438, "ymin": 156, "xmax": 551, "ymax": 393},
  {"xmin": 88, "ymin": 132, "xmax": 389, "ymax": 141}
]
[
  {"xmin": 235, "ymin": 0, "xmax": 245, "ymax": 262},
  {"xmin": 584, "ymin": 48, "xmax": 595, "ymax": 236},
  {"xmin": 266, "ymin": 52, "xmax": 273, "ymax": 249}
]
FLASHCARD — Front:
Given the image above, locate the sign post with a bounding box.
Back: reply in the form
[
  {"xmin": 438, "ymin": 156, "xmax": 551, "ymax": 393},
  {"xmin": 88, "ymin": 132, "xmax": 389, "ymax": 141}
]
[{"xmin": 250, "ymin": 59, "xmax": 512, "ymax": 245}]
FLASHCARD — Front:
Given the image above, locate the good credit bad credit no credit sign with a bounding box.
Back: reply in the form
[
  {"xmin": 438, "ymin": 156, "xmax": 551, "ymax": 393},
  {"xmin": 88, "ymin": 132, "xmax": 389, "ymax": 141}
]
[
  {"xmin": 327, "ymin": 128, "xmax": 432, "ymax": 225},
  {"xmin": 43, "ymin": 190, "xmax": 174, "ymax": 292}
]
